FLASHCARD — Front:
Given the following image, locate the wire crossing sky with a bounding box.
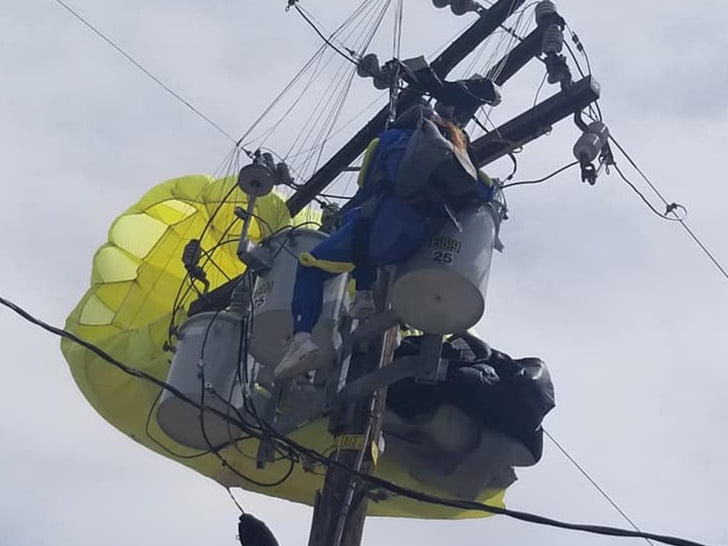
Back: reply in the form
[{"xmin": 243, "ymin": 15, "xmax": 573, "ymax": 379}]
[{"xmin": 1, "ymin": 1, "xmax": 726, "ymax": 546}]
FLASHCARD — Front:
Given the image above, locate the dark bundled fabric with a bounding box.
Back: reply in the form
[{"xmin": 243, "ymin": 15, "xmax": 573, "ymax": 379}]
[
  {"xmin": 238, "ymin": 514, "xmax": 279, "ymax": 546},
  {"xmin": 386, "ymin": 333, "xmax": 556, "ymax": 461}
]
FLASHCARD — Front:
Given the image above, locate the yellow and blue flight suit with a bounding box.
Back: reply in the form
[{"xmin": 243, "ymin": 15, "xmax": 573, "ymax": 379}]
[{"xmin": 291, "ymin": 118, "xmax": 495, "ymax": 335}]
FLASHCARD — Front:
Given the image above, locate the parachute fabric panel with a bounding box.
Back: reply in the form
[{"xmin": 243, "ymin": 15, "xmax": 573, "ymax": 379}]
[
  {"xmin": 62, "ymin": 174, "xmax": 292, "ymax": 452},
  {"xmin": 61, "ymin": 174, "xmax": 507, "ymax": 519}
]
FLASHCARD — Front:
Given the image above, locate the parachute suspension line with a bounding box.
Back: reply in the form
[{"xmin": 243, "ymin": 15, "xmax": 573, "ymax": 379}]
[
  {"xmin": 544, "ymin": 430, "xmax": 657, "ymax": 546},
  {"xmin": 467, "ymin": 3, "xmax": 535, "ymax": 139},
  {"xmin": 283, "ymin": 95, "xmax": 384, "ymax": 162},
  {"xmin": 3, "ymin": 295, "xmax": 710, "ymax": 546},
  {"xmin": 238, "ymin": 0, "xmax": 386, "ymax": 150},
  {"xmin": 50, "ymin": 0, "xmax": 238, "ymax": 145},
  {"xmin": 463, "ymin": 1, "xmax": 536, "ymax": 81},
  {"xmin": 237, "ymin": 42, "xmax": 331, "ymax": 152},
  {"xmin": 289, "ymin": 0, "xmax": 391, "ymax": 181},
  {"xmin": 385, "ymin": 0, "xmax": 404, "ymax": 128},
  {"xmin": 282, "ymin": 0, "xmax": 385, "ymax": 164}
]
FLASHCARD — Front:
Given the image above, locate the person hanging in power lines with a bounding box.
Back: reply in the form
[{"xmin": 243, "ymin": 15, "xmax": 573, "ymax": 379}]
[{"xmin": 275, "ymin": 104, "xmax": 497, "ymax": 379}]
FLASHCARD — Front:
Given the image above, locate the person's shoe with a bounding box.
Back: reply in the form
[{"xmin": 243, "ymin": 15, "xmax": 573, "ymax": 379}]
[
  {"xmin": 275, "ymin": 332, "xmax": 321, "ymax": 379},
  {"xmin": 351, "ymin": 290, "xmax": 376, "ymax": 319}
]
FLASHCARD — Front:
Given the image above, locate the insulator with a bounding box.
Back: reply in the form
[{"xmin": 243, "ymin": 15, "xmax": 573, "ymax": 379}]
[
  {"xmin": 432, "ymin": 0, "xmax": 450, "ymax": 8},
  {"xmin": 535, "ymin": 0, "xmax": 558, "ymax": 26},
  {"xmin": 276, "ymin": 162, "xmax": 293, "ymax": 186},
  {"xmin": 573, "ymin": 121, "xmax": 610, "ymax": 163},
  {"xmin": 450, "ymin": 0, "xmax": 478, "ymax": 15},
  {"xmin": 261, "ymin": 152, "xmax": 276, "ymax": 171},
  {"xmin": 542, "ymin": 23, "xmax": 564, "ymax": 54},
  {"xmin": 357, "ymin": 53, "xmax": 381, "ymax": 78}
]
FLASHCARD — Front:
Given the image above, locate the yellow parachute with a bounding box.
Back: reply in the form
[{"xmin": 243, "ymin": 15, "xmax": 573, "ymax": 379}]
[{"xmin": 61, "ymin": 174, "xmax": 507, "ymax": 518}]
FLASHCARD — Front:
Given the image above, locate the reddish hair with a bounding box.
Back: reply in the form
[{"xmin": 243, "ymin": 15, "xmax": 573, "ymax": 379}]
[{"xmin": 432, "ymin": 116, "xmax": 468, "ymax": 153}]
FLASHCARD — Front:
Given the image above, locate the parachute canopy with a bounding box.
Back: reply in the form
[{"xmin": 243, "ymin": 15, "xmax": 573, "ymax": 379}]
[{"xmin": 61, "ymin": 174, "xmax": 535, "ymax": 519}]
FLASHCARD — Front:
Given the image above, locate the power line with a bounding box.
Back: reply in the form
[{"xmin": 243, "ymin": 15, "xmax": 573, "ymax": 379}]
[
  {"xmin": 0, "ymin": 293, "xmax": 710, "ymax": 546},
  {"xmin": 51, "ymin": 0, "xmax": 238, "ymax": 144},
  {"xmin": 545, "ymin": 430, "xmax": 656, "ymax": 546},
  {"xmin": 501, "ymin": 160, "xmax": 579, "ymax": 188},
  {"xmin": 609, "ymin": 135, "xmax": 728, "ymax": 283}
]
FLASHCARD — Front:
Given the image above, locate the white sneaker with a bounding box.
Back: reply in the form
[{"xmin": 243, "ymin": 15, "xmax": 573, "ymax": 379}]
[
  {"xmin": 351, "ymin": 290, "xmax": 376, "ymax": 319},
  {"xmin": 275, "ymin": 332, "xmax": 321, "ymax": 379}
]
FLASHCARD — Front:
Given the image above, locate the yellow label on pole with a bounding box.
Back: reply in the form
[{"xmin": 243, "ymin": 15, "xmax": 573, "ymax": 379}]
[
  {"xmin": 334, "ymin": 434, "xmax": 367, "ymax": 452},
  {"xmin": 331, "ymin": 435, "xmax": 380, "ymax": 466},
  {"xmin": 370, "ymin": 440, "xmax": 380, "ymax": 466}
]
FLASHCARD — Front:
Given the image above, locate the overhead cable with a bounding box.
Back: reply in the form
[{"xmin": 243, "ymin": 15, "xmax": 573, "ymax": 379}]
[
  {"xmin": 51, "ymin": 0, "xmax": 237, "ymax": 144},
  {"xmin": 501, "ymin": 161, "xmax": 578, "ymax": 188},
  {"xmin": 545, "ymin": 430, "xmax": 656, "ymax": 546},
  {"xmin": 0, "ymin": 294, "xmax": 710, "ymax": 546},
  {"xmin": 610, "ymin": 135, "xmax": 728, "ymax": 283}
]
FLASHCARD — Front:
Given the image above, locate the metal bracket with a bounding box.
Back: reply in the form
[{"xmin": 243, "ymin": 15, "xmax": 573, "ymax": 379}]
[{"xmin": 336, "ymin": 334, "xmax": 448, "ymax": 404}]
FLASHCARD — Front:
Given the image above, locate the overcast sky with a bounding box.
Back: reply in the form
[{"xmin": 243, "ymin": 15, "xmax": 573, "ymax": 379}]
[{"xmin": 1, "ymin": 1, "xmax": 727, "ymax": 545}]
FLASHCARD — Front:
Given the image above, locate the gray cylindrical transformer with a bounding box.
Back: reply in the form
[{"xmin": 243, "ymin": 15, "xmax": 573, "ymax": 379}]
[
  {"xmin": 157, "ymin": 310, "xmax": 246, "ymax": 450},
  {"xmin": 249, "ymin": 227, "xmax": 347, "ymax": 369},
  {"xmin": 391, "ymin": 204, "xmax": 500, "ymax": 334}
]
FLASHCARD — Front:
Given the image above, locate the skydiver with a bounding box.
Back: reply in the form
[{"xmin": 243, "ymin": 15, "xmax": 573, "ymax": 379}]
[{"xmin": 275, "ymin": 105, "xmax": 496, "ymax": 379}]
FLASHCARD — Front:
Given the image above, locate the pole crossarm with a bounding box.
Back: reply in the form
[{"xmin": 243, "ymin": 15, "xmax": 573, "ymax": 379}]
[
  {"xmin": 471, "ymin": 76, "xmax": 601, "ymax": 167},
  {"xmin": 286, "ymin": 0, "xmax": 527, "ymax": 216}
]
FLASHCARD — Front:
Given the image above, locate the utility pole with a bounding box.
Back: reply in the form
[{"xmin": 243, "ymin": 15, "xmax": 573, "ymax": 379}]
[
  {"xmin": 305, "ymin": 2, "xmax": 531, "ymax": 545},
  {"xmin": 187, "ymin": 4, "xmax": 601, "ymax": 543},
  {"xmin": 307, "ymin": 274, "xmax": 399, "ymax": 546}
]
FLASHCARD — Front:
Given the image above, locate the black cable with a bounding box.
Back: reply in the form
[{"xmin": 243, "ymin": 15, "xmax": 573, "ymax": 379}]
[
  {"xmin": 613, "ymin": 164, "xmax": 684, "ymax": 222},
  {"xmin": 501, "ymin": 161, "xmax": 579, "ymax": 189},
  {"xmin": 0, "ymin": 295, "xmax": 709, "ymax": 546},
  {"xmin": 196, "ymin": 303, "xmax": 298, "ymax": 487},
  {"xmin": 609, "ymin": 136, "xmax": 728, "ymax": 282},
  {"xmin": 51, "ymin": 0, "xmax": 237, "ymax": 144},
  {"xmin": 294, "ymin": 4, "xmax": 359, "ymax": 66}
]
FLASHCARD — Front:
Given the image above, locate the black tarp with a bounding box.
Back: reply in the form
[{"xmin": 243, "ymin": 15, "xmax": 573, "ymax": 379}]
[{"xmin": 386, "ymin": 332, "xmax": 555, "ymax": 461}]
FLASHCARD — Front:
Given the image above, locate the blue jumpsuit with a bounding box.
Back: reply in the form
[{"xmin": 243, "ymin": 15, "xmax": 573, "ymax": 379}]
[
  {"xmin": 291, "ymin": 126, "xmax": 494, "ymax": 334},
  {"xmin": 292, "ymin": 195, "xmax": 429, "ymax": 333}
]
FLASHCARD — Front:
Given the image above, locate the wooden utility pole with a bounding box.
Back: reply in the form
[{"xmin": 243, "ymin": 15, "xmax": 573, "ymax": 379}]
[{"xmin": 307, "ymin": 275, "xmax": 399, "ymax": 546}]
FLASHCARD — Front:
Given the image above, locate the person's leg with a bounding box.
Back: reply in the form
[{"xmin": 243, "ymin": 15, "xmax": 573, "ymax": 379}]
[
  {"xmin": 368, "ymin": 197, "xmax": 429, "ymax": 266},
  {"xmin": 277, "ymin": 218, "xmax": 357, "ymax": 378}
]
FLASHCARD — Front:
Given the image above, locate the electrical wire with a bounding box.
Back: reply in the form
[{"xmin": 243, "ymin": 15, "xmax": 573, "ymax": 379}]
[
  {"xmin": 545, "ymin": 430, "xmax": 656, "ymax": 546},
  {"xmin": 0, "ymin": 294, "xmax": 710, "ymax": 546},
  {"xmin": 501, "ymin": 161, "xmax": 579, "ymax": 188},
  {"xmin": 51, "ymin": 0, "xmax": 237, "ymax": 144},
  {"xmin": 613, "ymin": 164, "xmax": 685, "ymax": 222},
  {"xmin": 609, "ymin": 135, "xmax": 728, "ymax": 283}
]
